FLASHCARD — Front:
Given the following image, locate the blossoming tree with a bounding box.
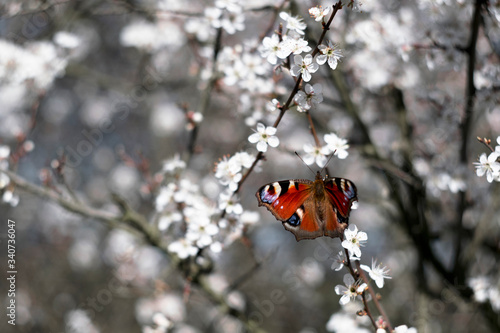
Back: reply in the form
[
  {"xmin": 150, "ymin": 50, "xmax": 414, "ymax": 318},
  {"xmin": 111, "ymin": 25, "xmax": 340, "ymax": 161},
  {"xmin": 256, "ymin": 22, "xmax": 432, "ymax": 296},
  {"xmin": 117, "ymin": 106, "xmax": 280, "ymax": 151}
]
[{"xmin": 0, "ymin": 0, "xmax": 499, "ymax": 332}]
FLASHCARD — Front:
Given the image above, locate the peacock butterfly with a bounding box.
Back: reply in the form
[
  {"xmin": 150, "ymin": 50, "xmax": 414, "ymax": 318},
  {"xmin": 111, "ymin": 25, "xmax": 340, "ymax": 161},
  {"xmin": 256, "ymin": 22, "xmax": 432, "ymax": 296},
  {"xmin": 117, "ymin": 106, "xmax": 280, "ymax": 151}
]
[{"xmin": 256, "ymin": 171, "xmax": 357, "ymax": 241}]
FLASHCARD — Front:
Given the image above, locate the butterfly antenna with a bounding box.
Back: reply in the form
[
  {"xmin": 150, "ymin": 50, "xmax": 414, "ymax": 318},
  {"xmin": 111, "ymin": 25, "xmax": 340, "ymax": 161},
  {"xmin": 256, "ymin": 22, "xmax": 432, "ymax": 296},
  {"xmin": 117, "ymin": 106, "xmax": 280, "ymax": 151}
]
[
  {"xmin": 320, "ymin": 151, "xmax": 336, "ymax": 176},
  {"xmin": 294, "ymin": 151, "xmax": 316, "ymax": 176}
]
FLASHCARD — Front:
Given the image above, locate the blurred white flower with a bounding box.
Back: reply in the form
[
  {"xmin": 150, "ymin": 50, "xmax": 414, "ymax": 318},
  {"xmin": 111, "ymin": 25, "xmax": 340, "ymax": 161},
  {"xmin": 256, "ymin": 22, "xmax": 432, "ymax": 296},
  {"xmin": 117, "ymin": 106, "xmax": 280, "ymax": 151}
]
[
  {"xmin": 309, "ymin": 6, "xmax": 330, "ymax": 22},
  {"xmin": 324, "ymin": 133, "xmax": 349, "ymax": 159},
  {"xmin": 3, "ymin": 190, "xmax": 19, "ymax": 207},
  {"xmin": 280, "ymin": 12, "xmax": 307, "ymax": 35},
  {"xmin": 136, "ymin": 294, "xmax": 185, "ymax": 325},
  {"xmin": 205, "ymin": 7, "xmax": 223, "ymax": 29},
  {"xmin": 120, "ymin": 20, "xmax": 184, "ymax": 52},
  {"xmin": 168, "ymin": 238, "xmax": 198, "ymax": 259},
  {"xmin": 158, "ymin": 211, "xmax": 182, "ymax": 231},
  {"xmin": 153, "ymin": 312, "xmax": 172, "ymax": 329},
  {"xmin": 215, "ymin": 0, "xmax": 242, "ymax": 13},
  {"xmin": 248, "ymin": 123, "xmax": 279, "ymax": 152},
  {"xmin": 473, "ymin": 152, "xmax": 500, "ymax": 183},
  {"xmin": 218, "ymin": 191, "xmax": 243, "ymax": 215},
  {"xmin": 0, "ymin": 145, "xmax": 10, "ymax": 159},
  {"xmin": 259, "ymin": 34, "xmax": 281, "ymax": 64},
  {"xmin": 468, "ymin": 276, "xmax": 491, "ymax": 303},
  {"xmin": 65, "ymin": 309, "xmax": 99, "ymax": 333},
  {"xmin": 54, "ymin": 31, "xmax": 81, "ymax": 49},
  {"xmin": 334, "ymin": 274, "xmax": 367, "ymax": 305},
  {"xmin": 341, "ymin": 224, "xmax": 367, "ymax": 258},
  {"xmin": 240, "ymin": 211, "xmax": 260, "ymax": 225},
  {"xmin": 215, "ymin": 155, "xmax": 243, "ymax": 191},
  {"xmin": 155, "ymin": 183, "xmax": 176, "ymax": 212},
  {"xmin": 220, "ymin": 11, "xmax": 245, "ymax": 35},
  {"xmin": 317, "ymin": 41, "xmax": 343, "ymax": 70},
  {"xmin": 290, "ymin": 54, "xmax": 319, "ymax": 82},
  {"xmin": 231, "ymin": 151, "xmax": 254, "ymax": 169},
  {"xmin": 162, "ymin": 154, "xmax": 186, "ymax": 175},
  {"xmin": 266, "ymin": 98, "xmax": 280, "ymax": 113},
  {"xmin": 186, "ymin": 216, "xmax": 219, "ymax": 248},
  {"xmin": 360, "ymin": 259, "xmax": 392, "ymax": 288},
  {"xmin": 326, "ymin": 312, "xmax": 371, "ymax": 333},
  {"xmin": 394, "ymin": 325, "xmax": 418, "ymax": 333},
  {"xmin": 302, "ymin": 143, "xmax": 329, "ymax": 167}
]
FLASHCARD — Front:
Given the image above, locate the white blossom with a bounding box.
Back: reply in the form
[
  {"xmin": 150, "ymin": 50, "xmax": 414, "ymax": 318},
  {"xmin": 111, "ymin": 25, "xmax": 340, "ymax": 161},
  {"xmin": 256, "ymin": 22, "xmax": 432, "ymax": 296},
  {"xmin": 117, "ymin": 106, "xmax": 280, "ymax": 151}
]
[
  {"xmin": 302, "ymin": 143, "xmax": 329, "ymax": 167},
  {"xmin": 248, "ymin": 123, "xmax": 279, "ymax": 152},
  {"xmin": 259, "ymin": 34, "xmax": 281, "ymax": 64},
  {"xmin": 316, "ymin": 41, "xmax": 343, "ymax": 70},
  {"xmin": 473, "ymin": 152, "xmax": 500, "ymax": 183},
  {"xmin": 290, "ymin": 54, "xmax": 319, "ymax": 82},
  {"xmin": 309, "ymin": 6, "xmax": 330, "ymax": 22},
  {"xmin": 279, "ymin": 12, "xmax": 307, "ymax": 35},
  {"xmin": 334, "ymin": 274, "xmax": 367, "ymax": 305},
  {"xmin": 360, "ymin": 259, "xmax": 392, "ymax": 288},
  {"xmin": 341, "ymin": 224, "xmax": 368, "ymax": 258},
  {"xmin": 218, "ymin": 191, "xmax": 243, "ymax": 215},
  {"xmin": 215, "ymin": 156, "xmax": 243, "ymax": 191}
]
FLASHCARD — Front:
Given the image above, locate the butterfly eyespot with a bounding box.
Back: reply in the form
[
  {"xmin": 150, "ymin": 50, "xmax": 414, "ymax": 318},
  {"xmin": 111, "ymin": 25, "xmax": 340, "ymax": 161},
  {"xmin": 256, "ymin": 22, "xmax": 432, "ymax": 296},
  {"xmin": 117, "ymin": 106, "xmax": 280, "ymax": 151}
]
[
  {"xmin": 260, "ymin": 183, "xmax": 281, "ymax": 204},
  {"xmin": 286, "ymin": 212, "xmax": 300, "ymax": 226}
]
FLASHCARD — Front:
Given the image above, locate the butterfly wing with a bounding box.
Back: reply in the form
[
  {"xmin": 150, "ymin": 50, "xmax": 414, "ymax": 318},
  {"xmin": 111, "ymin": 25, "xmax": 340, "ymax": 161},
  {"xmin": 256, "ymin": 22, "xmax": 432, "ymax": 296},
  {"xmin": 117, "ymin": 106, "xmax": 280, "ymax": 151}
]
[
  {"xmin": 256, "ymin": 179, "xmax": 324, "ymax": 241},
  {"xmin": 323, "ymin": 178, "xmax": 358, "ymax": 238}
]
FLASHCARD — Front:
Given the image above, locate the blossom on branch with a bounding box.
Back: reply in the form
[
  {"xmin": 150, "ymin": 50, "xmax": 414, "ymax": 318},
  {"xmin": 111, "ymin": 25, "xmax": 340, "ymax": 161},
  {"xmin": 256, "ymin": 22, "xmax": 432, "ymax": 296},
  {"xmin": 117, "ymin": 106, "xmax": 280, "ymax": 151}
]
[
  {"xmin": 290, "ymin": 54, "xmax": 319, "ymax": 82},
  {"xmin": 302, "ymin": 143, "xmax": 329, "ymax": 167},
  {"xmin": 473, "ymin": 152, "xmax": 500, "ymax": 183},
  {"xmin": 316, "ymin": 41, "xmax": 343, "ymax": 70},
  {"xmin": 248, "ymin": 123, "xmax": 279, "ymax": 152},
  {"xmin": 309, "ymin": 6, "xmax": 330, "ymax": 22},
  {"xmin": 334, "ymin": 273, "xmax": 367, "ymax": 305},
  {"xmin": 279, "ymin": 12, "xmax": 307, "ymax": 35},
  {"xmin": 294, "ymin": 83, "xmax": 323, "ymax": 111},
  {"xmin": 341, "ymin": 224, "xmax": 367, "ymax": 258}
]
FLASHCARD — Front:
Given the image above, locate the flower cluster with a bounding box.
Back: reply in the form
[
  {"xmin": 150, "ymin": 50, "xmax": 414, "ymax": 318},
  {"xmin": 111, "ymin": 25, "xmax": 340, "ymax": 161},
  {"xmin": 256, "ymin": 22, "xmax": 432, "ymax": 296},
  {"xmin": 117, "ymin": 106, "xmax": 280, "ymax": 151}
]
[
  {"xmin": 468, "ymin": 276, "xmax": 500, "ymax": 312},
  {"xmin": 218, "ymin": 44, "xmax": 272, "ymax": 94},
  {"xmin": 329, "ymin": 224, "xmax": 392, "ymax": 328},
  {"xmin": 154, "ymin": 157, "xmax": 223, "ymax": 259},
  {"xmin": 327, "ymin": 225, "xmax": 414, "ymax": 332},
  {"xmin": 473, "ymin": 137, "xmax": 500, "ymax": 183},
  {"xmin": 258, "ymin": 10, "xmax": 343, "ymax": 83},
  {"xmin": 214, "ymin": 151, "xmax": 254, "ymax": 191}
]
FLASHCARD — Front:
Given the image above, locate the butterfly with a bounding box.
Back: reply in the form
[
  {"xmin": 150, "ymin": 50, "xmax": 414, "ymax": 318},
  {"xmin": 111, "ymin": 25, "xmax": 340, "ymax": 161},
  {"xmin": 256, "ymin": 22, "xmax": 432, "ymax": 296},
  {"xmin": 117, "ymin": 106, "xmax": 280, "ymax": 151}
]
[{"xmin": 256, "ymin": 171, "xmax": 357, "ymax": 241}]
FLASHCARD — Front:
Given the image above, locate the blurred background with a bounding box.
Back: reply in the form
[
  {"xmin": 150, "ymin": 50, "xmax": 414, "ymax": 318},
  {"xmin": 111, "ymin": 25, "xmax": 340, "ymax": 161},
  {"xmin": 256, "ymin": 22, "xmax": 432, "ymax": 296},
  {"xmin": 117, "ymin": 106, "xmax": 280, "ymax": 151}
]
[{"xmin": 0, "ymin": 0, "xmax": 499, "ymax": 332}]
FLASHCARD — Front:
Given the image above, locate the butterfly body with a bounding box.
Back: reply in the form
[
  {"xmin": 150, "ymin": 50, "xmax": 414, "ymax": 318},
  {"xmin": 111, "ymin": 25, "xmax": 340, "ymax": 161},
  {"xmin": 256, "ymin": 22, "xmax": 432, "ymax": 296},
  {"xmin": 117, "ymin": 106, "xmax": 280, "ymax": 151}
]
[{"xmin": 256, "ymin": 171, "xmax": 357, "ymax": 241}]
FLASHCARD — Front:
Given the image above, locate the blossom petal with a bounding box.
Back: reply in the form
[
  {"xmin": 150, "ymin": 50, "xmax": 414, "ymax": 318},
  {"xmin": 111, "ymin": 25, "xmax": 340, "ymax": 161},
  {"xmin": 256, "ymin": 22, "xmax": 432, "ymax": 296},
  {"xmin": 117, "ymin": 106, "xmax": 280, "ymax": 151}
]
[
  {"xmin": 267, "ymin": 136, "xmax": 280, "ymax": 148},
  {"xmin": 256, "ymin": 141, "xmax": 268, "ymax": 152}
]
